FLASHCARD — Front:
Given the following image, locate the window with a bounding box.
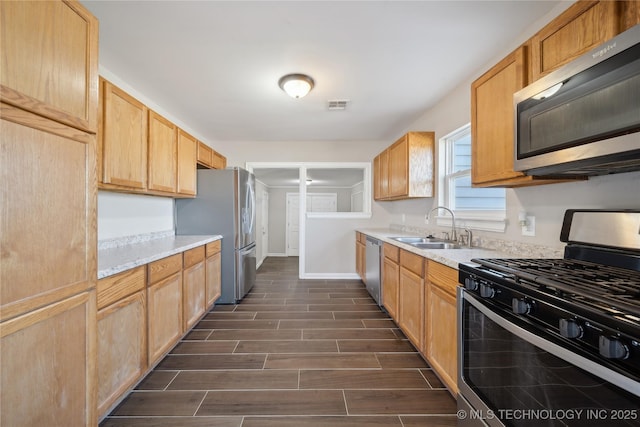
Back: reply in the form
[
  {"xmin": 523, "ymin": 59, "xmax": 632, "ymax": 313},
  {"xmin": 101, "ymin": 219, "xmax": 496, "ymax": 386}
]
[{"xmin": 440, "ymin": 124, "xmax": 506, "ymax": 231}]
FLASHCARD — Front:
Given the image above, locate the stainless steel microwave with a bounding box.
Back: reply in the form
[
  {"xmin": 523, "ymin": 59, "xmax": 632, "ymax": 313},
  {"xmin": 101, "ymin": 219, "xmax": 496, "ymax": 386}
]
[{"xmin": 514, "ymin": 24, "xmax": 640, "ymax": 177}]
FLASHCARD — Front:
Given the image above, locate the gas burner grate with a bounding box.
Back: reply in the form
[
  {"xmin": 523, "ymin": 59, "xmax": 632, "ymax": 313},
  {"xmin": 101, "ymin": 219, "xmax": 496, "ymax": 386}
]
[{"xmin": 472, "ymin": 258, "xmax": 640, "ymax": 318}]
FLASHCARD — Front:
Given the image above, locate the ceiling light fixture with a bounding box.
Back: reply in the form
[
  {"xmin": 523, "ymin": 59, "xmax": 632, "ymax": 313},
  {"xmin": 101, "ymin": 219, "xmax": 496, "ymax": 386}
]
[{"xmin": 278, "ymin": 73, "xmax": 315, "ymax": 99}]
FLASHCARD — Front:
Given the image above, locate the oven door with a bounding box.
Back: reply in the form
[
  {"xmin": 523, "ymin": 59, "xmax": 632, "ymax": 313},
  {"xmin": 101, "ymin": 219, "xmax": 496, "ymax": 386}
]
[{"xmin": 457, "ymin": 287, "xmax": 640, "ymax": 427}]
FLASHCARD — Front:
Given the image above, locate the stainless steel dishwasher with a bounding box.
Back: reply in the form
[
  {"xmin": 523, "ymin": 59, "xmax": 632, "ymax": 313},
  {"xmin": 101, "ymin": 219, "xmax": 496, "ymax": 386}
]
[{"xmin": 365, "ymin": 236, "xmax": 383, "ymax": 306}]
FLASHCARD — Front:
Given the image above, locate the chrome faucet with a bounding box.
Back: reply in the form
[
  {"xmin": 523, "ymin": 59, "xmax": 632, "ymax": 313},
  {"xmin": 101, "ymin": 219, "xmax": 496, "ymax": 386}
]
[{"xmin": 427, "ymin": 206, "xmax": 457, "ymax": 242}]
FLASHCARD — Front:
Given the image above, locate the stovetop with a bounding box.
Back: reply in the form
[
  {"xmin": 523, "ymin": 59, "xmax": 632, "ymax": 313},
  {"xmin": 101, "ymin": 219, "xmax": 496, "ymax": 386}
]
[{"xmin": 465, "ymin": 257, "xmax": 640, "ymax": 320}]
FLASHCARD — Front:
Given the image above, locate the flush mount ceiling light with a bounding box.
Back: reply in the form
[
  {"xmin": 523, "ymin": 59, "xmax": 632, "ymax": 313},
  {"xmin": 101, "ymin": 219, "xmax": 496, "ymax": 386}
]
[{"xmin": 278, "ymin": 73, "xmax": 315, "ymax": 99}]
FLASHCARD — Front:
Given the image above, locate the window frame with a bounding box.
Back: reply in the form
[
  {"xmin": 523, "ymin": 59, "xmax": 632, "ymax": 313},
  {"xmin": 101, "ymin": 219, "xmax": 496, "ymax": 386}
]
[{"xmin": 438, "ymin": 124, "xmax": 507, "ymax": 232}]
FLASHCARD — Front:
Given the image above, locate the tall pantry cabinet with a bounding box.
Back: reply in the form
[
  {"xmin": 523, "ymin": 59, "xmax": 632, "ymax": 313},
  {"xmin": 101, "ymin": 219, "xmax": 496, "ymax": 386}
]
[{"xmin": 0, "ymin": 1, "xmax": 99, "ymax": 426}]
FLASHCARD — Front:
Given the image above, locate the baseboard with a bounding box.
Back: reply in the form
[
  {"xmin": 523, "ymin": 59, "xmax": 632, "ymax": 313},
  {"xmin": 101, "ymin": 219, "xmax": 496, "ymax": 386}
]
[
  {"xmin": 300, "ymin": 273, "xmax": 361, "ymax": 280},
  {"xmin": 266, "ymin": 252, "xmax": 288, "ymax": 257}
]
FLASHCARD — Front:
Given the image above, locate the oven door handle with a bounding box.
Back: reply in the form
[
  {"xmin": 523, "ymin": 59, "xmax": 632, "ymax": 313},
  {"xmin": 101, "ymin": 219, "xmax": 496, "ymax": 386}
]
[{"xmin": 462, "ymin": 290, "xmax": 639, "ymax": 398}]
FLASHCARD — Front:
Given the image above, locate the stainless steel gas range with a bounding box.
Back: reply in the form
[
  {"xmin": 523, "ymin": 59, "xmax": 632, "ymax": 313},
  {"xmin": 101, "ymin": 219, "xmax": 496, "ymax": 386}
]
[{"xmin": 457, "ymin": 210, "xmax": 640, "ymax": 427}]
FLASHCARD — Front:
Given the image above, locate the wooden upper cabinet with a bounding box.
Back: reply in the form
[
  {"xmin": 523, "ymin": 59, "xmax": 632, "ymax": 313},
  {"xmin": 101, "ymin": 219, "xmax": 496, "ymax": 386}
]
[
  {"xmin": 99, "ymin": 78, "xmax": 148, "ymax": 190},
  {"xmin": 471, "ymin": 47, "xmax": 530, "ymax": 187},
  {"xmin": 530, "ymin": 1, "xmax": 620, "ymax": 81},
  {"xmin": 197, "ymin": 140, "xmax": 227, "ymax": 170},
  {"xmin": 620, "ymin": 0, "xmax": 640, "ymax": 31},
  {"xmin": 0, "ymin": 0, "xmax": 98, "ymax": 133},
  {"xmin": 148, "ymin": 110, "xmax": 178, "ymax": 193},
  {"xmin": 375, "ymin": 132, "xmax": 434, "ymax": 200},
  {"xmin": 197, "ymin": 141, "xmax": 213, "ymax": 167},
  {"xmin": 177, "ymin": 129, "xmax": 198, "ymax": 196},
  {"xmin": 211, "ymin": 150, "xmax": 227, "ymax": 169}
]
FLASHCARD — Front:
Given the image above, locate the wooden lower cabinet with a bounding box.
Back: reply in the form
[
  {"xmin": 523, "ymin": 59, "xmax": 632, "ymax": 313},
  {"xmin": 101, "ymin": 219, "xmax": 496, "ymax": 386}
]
[
  {"xmin": 183, "ymin": 246, "xmax": 206, "ymax": 331},
  {"xmin": 381, "ymin": 244, "xmax": 400, "ymax": 319},
  {"xmin": 398, "ymin": 250, "xmax": 425, "ymax": 351},
  {"xmin": 97, "ymin": 290, "xmax": 147, "ymax": 416},
  {"xmin": 206, "ymin": 241, "xmax": 222, "ymax": 308},
  {"xmin": 147, "ymin": 271, "xmax": 183, "ymax": 365},
  {"xmin": 0, "ymin": 291, "xmax": 97, "ymax": 427},
  {"xmin": 426, "ymin": 260, "xmax": 459, "ymax": 395}
]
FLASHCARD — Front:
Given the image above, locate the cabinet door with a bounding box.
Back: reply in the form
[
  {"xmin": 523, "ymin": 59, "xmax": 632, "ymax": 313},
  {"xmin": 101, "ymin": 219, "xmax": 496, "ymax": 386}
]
[
  {"xmin": 373, "ymin": 155, "xmax": 381, "ymax": 200},
  {"xmin": 530, "ymin": 1, "xmax": 620, "ymax": 81},
  {"xmin": 1, "ymin": 107, "xmax": 96, "ymax": 320},
  {"xmin": 382, "ymin": 257, "xmax": 400, "ymax": 320},
  {"xmin": 148, "ymin": 272, "xmax": 183, "ymax": 364},
  {"xmin": 148, "ymin": 110, "xmax": 177, "ymax": 193},
  {"xmin": 379, "ymin": 150, "xmax": 390, "ymax": 200},
  {"xmin": 211, "ymin": 150, "xmax": 227, "ymax": 169},
  {"xmin": 99, "ymin": 79, "xmax": 148, "ymax": 190},
  {"xmin": 1, "ymin": 291, "xmax": 97, "ymax": 427},
  {"xmin": 427, "ymin": 283, "xmax": 458, "ymax": 395},
  {"xmin": 399, "ymin": 267, "xmax": 424, "ymax": 350},
  {"xmin": 206, "ymin": 252, "xmax": 222, "ymax": 308},
  {"xmin": 471, "ymin": 47, "xmax": 530, "ymax": 187},
  {"xmin": 388, "ymin": 136, "xmax": 408, "ymax": 198},
  {"xmin": 356, "ymin": 240, "xmax": 366, "ymax": 282},
  {"xmin": 183, "ymin": 260, "xmax": 206, "ymax": 331},
  {"xmin": 97, "ymin": 290, "xmax": 147, "ymax": 417},
  {"xmin": 197, "ymin": 141, "xmax": 213, "ymax": 167},
  {"xmin": 621, "ymin": 0, "xmax": 640, "ymax": 31},
  {"xmin": 177, "ymin": 129, "xmax": 198, "ymax": 196},
  {"xmin": 0, "ymin": 0, "xmax": 99, "ymax": 133}
]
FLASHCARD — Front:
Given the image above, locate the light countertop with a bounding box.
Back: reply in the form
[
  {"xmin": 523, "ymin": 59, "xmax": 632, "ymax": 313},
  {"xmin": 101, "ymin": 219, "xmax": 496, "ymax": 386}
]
[
  {"xmin": 98, "ymin": 234, "xmax": 222, "ymax": 279},
  {"xmin": 357, "ymin": 228, "xmax": 513, "ymax": 270}
]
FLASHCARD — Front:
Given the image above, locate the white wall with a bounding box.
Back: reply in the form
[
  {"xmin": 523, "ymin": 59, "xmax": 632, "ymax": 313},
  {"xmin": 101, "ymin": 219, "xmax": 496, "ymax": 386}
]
[{"xmin": 97, "ymin": 191, "xmax": 174, "ymax": 241}]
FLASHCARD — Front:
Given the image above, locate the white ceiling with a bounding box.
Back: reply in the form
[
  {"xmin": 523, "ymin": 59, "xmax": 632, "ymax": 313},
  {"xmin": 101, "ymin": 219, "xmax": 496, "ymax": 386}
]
[{"xmin": 82, "ymin": 0, "xmax": 560, "ymax": 143}]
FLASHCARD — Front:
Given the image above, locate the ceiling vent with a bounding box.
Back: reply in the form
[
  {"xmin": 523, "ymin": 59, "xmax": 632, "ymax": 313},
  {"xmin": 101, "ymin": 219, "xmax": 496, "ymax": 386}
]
[{"xmin": 327, "ymin": 99, "xmax": 349, "ymax": 111}]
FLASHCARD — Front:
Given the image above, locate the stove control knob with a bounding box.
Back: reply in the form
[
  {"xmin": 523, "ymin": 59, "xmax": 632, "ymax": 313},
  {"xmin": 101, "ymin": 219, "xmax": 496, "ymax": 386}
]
[
  {"xmin": 559, "ymin": 319, "xmax": 583, "ymax": 339},
  {"xmin": 512, "ymin": 298, "xmax": 531, "ymax": 314},
  {"xmin": 479, "ymin": 284, "xmax": 495, "ymax": 299},
  {"xmin": 464, "ymin": 277, "xmax": 478, "ymax": 291},
  {"xmin": 599, "ymin": 336, "xmax": 629, "ymax": 360}
]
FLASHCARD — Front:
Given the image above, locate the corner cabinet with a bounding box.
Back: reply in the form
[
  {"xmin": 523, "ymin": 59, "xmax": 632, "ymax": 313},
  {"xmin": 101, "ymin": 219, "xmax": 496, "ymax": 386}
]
[
  {"xmin": 1, "ymin": 1, "xmax": 99, "ymax": 425},
  {"xmin": 374, "ymin": 132, "xmax": 434, "ymax": 200}
]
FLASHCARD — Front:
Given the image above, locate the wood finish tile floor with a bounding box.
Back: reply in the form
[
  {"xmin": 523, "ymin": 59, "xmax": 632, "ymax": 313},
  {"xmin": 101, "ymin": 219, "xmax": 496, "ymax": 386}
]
[{"xmin": 100, "ymin": 257, "xmax": 457, "ymax": 427}]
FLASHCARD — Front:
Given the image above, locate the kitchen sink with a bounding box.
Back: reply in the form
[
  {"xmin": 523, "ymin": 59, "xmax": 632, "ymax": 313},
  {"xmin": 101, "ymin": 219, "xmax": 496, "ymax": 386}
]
[
  {"xmin": 411, "ymin": 242, "xmax": 462, "ymax": 250},
  {"xmin": 389, "ymin": 236, "xmax": 445, "ymax": 244},
  {"xmin": 389, "ymin": 236, "xmax": 462, "ymax": 249}
]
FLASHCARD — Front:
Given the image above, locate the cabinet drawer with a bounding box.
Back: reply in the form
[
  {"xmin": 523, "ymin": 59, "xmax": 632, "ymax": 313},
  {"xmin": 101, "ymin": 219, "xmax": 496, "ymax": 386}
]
[
  {"xmin": 400, "ymin": 249, "xmax": 424, "ymax": 276},
  {"xmin": 383, "ymin": 243, "xmax": 399, "ymax": 263},
  {"xmin": 97, "ymin": 266, "xmax": 145, "ymax": 310},
  {"xmin": 428, "ymin": 260, "xmax": 459, "ymax": 297},
  {"xmin": 206, "ymin": 240, "xmax": 221, "ymax": 257},
  {"xmin": 184, "ymin": 246, "xmax": 205, "ymax": 269},
  {"xmin": 147, "ymin": 254, "xmax": 182, "ymax": 284}
]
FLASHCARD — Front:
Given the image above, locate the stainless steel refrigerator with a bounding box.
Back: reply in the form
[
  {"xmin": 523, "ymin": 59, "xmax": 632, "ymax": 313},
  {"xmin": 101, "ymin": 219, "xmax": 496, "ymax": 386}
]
[{"xmin": 175, "ymin": 167, "xmax": 256, "ymax": 303}]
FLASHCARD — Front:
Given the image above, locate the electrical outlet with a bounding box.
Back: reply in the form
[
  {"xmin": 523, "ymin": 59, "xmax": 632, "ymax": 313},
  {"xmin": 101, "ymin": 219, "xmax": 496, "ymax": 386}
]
[
  {"xmin": 424, "ymin": 214, "xmax": 429, "ymax": 224},
  {"xmin": 522, "ymin": 215, "xmax": 535, "ymax": 236}
]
